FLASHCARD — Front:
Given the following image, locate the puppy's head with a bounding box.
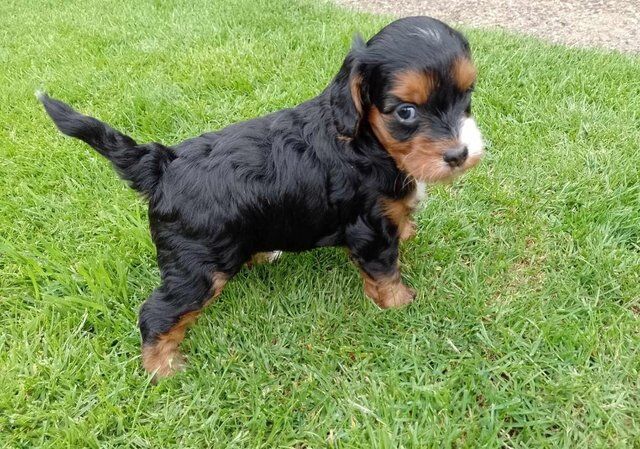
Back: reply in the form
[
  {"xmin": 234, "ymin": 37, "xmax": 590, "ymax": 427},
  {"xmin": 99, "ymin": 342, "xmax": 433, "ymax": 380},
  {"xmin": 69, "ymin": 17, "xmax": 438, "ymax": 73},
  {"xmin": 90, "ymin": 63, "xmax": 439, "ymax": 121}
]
[{"xmin": 331, "ymin": 17, "xmax": 484, "ymax": 183}]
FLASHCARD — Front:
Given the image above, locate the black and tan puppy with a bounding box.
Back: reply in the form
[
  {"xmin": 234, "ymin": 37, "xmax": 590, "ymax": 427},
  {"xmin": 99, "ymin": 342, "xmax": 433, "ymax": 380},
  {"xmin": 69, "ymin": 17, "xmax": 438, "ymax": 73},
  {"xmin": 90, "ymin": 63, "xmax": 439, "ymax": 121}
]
[{"xmin": 39, "ymin": 16, "xmax": 484, "ymax": 379}]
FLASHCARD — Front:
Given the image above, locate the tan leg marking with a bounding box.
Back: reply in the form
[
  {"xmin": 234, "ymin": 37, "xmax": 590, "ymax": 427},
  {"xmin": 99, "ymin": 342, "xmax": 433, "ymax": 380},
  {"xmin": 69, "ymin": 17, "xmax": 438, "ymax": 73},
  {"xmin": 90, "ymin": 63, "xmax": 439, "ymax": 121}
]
[
  {"xmin": 142, "ymin": 273, "xmax": 228, "ymax": 380},
  {"xmin": 381, "ymin": 184, "xmax": 421, "ymax": 242}
]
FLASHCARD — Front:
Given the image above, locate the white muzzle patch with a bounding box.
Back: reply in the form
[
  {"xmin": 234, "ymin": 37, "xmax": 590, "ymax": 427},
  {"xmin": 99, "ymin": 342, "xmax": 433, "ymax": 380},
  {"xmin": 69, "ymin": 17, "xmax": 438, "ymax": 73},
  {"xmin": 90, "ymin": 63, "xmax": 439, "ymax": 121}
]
[{"xmin": 459, "ymin": 117, "xmax": 484, "ymax": 158}]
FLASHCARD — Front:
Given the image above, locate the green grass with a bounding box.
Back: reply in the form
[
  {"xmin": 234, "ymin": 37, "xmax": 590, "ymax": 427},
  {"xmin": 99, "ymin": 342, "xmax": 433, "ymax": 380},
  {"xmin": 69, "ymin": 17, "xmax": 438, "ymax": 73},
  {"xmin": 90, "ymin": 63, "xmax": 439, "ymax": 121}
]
[{"xmin": 1, "ymin": 0, "xmax": 639, "ymax": 447}]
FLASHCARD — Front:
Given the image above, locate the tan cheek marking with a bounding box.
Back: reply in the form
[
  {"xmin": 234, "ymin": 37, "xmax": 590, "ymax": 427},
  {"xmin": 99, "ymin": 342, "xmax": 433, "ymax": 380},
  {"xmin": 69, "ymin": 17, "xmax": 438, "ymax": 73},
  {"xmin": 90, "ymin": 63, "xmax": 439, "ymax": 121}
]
[
  {"xmin": 368, "ymin": 107, "xmax": 410, "ymax": 159},
  {"xmin": 141, "ymin": 272, "xmax": 228, "ymax": 381},
  {"xmin": 369, "ymin": 107, "xmax": 456, "ymax": 182},
  {"xmin": 390, "ymin": 70, "xmax": 435, "ymax": 105},
  {"xmin": 452, "ymin": 57, "xmax": 477, "ymax": 91}
]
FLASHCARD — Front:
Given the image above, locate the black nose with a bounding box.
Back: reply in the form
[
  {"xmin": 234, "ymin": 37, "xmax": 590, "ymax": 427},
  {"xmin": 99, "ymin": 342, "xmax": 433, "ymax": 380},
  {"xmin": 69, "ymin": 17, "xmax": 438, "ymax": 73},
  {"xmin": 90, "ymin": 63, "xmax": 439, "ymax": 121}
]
[{"xmin": 443, "ymin": 147, "xmax": 468, "ymax": 167}]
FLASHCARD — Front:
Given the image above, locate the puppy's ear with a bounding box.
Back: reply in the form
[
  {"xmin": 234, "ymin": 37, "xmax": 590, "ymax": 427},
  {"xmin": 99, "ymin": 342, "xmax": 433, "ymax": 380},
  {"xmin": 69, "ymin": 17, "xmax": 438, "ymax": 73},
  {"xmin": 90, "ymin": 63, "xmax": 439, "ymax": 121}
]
[{"xmin": 329, "ymin": 34, "xmax": 368, "ymax": 139}]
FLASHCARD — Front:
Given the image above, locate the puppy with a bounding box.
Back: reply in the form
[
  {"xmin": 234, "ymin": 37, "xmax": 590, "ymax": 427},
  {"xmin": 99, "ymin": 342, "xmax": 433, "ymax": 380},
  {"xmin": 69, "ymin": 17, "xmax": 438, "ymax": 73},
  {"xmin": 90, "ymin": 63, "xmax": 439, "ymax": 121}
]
[{"xmin": 39, "ymin": 16, "xmax": 484, "ymax": 380}]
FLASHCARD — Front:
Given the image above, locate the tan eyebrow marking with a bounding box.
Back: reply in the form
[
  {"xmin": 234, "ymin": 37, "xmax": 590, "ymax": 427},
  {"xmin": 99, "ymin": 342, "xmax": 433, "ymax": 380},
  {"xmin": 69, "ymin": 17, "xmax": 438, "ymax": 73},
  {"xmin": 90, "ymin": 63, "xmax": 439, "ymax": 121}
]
[
  {"xmin": 452, "ymin": 57, "xmax": 477, "ymax": 91},
  {"xmin": 390, "ymin": 70, "xmax": 435, "ymax": 105}
]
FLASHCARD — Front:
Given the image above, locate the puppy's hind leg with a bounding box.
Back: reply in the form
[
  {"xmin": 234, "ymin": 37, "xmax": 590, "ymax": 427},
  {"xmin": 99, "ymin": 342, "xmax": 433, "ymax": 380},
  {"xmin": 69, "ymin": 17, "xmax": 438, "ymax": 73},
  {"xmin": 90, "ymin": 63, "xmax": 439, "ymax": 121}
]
[{"xmin": 139, "ymin": 270, "xmax": 229, "ymax": 381}]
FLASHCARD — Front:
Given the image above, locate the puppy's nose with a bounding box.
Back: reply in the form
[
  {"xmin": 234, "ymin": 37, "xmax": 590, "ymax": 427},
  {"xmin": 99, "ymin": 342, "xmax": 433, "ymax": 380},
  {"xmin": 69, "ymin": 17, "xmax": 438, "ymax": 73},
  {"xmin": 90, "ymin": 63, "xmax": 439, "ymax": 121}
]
[{"xmin": 443, "ymin": 147, "xmax": 468, "ymax": 167}]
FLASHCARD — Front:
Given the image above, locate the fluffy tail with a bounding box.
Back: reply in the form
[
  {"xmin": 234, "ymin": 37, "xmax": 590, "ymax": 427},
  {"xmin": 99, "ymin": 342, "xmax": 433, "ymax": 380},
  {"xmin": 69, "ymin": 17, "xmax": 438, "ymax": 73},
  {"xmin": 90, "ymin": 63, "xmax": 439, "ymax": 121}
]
[{"xmin": 38, "ymin": 92, "xmax": 175, "ymax": 196}]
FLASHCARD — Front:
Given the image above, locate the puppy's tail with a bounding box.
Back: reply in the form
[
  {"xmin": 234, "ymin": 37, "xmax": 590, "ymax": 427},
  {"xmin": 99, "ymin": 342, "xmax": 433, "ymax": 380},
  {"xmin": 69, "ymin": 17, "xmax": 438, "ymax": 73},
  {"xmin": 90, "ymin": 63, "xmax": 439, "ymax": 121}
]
[{"xmin": 37, "ymin": 92, "xmax": 175, "ymax": 196}]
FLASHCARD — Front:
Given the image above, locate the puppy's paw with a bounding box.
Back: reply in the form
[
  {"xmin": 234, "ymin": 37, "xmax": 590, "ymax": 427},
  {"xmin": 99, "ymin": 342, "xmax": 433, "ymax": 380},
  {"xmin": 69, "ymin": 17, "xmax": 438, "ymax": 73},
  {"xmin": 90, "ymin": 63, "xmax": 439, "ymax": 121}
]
[
  {"xmin": 142, "ymin": 343, "xmax": 186, "ymax": 382},
  {"xmin": 363, "ymin": 277, "xmax": 380, "ymax": 302},
  {"xmin": 399, "ymin": 221, "xmax": 417, "ymax": 241},
  {"xmin": 377, "ymin": 282, "xmax": 416, "ymax": 309}
]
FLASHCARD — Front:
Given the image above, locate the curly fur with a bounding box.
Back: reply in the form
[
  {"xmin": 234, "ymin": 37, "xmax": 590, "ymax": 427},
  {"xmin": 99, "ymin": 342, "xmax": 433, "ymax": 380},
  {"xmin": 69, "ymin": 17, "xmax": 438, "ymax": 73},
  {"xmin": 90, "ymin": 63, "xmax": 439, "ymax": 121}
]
[{"xmin": 39, "ymin": 16, "xmax": 483, "ymax": 379}]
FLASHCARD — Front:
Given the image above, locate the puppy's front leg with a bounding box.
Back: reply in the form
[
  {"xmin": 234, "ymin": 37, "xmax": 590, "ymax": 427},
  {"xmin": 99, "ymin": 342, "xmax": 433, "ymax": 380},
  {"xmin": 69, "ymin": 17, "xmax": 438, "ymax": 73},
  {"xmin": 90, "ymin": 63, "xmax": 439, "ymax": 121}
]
[{"xmin": 346, "ymin": 216, "xmax": 416, "ymax": 308}]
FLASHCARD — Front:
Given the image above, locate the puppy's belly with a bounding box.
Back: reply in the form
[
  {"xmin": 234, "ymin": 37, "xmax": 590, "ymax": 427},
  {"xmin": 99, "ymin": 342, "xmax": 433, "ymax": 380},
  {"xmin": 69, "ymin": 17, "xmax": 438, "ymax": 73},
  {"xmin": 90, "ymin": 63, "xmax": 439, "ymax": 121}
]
[
  {"xmin": 248, "ymin": 217, "xmax": 345, "ymax": 253},
  {"xmin": 254, "ymin": 229, "xmax": 344, "ymax": 253}
]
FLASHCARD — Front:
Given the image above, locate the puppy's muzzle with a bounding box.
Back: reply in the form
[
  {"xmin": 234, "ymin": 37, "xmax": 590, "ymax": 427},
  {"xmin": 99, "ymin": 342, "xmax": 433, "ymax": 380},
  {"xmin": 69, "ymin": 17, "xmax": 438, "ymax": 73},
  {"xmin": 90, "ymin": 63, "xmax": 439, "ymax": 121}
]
[{"xmin": 458, "ymin": 117, "xmax": 484, "ymax": 159}]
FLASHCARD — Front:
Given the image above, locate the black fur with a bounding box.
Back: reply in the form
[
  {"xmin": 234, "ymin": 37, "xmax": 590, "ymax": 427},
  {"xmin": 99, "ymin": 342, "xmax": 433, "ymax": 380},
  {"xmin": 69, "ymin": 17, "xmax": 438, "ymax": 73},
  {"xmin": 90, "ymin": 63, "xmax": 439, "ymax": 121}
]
[
  {"xmin": 38, "ymin": 93, "xmax": 176, "ymax": 195},
  {"xmin": 40, "ymin": 17, "xmax": 476, "ymax": 358}
]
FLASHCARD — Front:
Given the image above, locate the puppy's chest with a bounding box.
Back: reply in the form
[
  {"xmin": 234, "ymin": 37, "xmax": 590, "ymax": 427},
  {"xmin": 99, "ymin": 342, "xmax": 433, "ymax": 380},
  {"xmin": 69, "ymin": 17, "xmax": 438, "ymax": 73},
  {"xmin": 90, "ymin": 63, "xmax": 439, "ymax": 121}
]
[
  {"xmin": 393, "ymin": 180, "xmax": 428, "ymax": 210},
  {"xmin": 414, "ymin": 181, "xmax": 428, "ymax": 208},
  {"xmin": 384, "ymin": 181, "xmax": 428, "ymax": 216}
]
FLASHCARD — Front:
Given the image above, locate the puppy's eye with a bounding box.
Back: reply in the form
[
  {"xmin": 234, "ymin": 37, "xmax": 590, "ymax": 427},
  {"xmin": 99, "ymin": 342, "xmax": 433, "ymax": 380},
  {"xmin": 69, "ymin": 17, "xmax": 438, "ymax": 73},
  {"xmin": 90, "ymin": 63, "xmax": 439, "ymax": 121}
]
[{"xmin": 394, "ymin": 104, "xmax": 418, "ymax": 124}]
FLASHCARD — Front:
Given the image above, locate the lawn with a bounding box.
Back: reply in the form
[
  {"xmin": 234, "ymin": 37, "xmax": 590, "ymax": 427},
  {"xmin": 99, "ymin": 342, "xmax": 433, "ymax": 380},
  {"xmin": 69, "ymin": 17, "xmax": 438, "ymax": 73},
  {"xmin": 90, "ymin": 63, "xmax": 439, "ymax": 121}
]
[{"xmin": 1, "ymin": 0, "xmax": 639, "ymax": 447}]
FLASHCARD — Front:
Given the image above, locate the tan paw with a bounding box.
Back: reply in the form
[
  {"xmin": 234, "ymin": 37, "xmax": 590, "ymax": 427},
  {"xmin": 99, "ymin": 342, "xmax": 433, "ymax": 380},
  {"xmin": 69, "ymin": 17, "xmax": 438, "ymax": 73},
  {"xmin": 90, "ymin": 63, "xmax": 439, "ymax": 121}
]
[
  {"xmin": 360, "ymin": 271, "xmax": 416, "ymax": 309},
  {"xmin": 142, "ymin": 342, "xmax": 186, "ymax": 382},
  {"xmin": 376, "ymin": 282, "xmax": 416, "ymax": 309},
  {"xmin": 399, "ymin": 220, "xmax": 417, "ymax": 241},
  {"xmin": 362, "ymin": 276, "xmax": 380, "ymax": 302}
]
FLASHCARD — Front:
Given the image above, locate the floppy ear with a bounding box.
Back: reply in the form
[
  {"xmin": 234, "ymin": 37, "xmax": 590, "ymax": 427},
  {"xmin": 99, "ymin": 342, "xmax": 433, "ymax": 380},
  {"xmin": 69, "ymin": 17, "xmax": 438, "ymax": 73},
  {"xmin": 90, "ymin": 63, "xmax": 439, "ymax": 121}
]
[{"xmin": 329, "ymin": 34, "xmax": 368, "ymax": 139}]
